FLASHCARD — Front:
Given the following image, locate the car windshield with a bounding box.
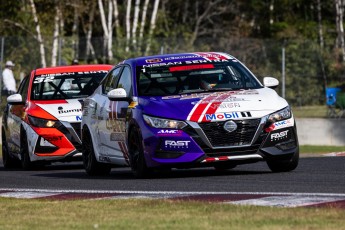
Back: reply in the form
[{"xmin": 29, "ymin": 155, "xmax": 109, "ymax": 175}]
[
  {"xmin": 136, "ymin": 61, "xmax": 262, "ymax": 96},
  {"xmin": 31, "ymin": 71, "xmax": 108, "ymax": 100}
]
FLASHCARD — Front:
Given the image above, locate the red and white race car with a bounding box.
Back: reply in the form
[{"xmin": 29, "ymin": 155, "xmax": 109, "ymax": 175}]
[{"xmin": 2, "ymin": 64, "xmax": 112, "ymax": 169}]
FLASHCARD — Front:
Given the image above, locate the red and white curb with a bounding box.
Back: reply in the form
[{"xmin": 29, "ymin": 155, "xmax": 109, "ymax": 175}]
[
  {"xmin": 323, "ymin": 152, "xmax": 345, "ymax": 157},
  {"xmin": 1, "ymin": 189, "xmax": 345, "ymax": 208}
]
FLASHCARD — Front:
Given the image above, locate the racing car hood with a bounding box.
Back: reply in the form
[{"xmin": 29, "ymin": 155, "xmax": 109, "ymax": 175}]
[
  {"xmin": 33, "ymin": 99, "xmax": 83, "ymax": 122},
  {"xmin": 139, "ymin": 88, "xmax": 289, "ymax": 122}
]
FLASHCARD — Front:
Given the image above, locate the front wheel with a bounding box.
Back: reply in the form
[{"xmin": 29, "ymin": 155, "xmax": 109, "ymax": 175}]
[
  {"xmin": 2, "ymin": 133, "xmax": 20, "ymax": 168},
  {"xmin": 266, "ymin": 150, "xmax": 299, "ymax": 172},
  {"xmin": 128, "ymin": 126, "xmax": 151, "ymax": 178},
  {"xmin": 82, "ymin": 130, "xmax": 111, "ymax": 176},
  {"xmin": 20, "ymin": 132, "xmax": 35, "ymax": 170}
]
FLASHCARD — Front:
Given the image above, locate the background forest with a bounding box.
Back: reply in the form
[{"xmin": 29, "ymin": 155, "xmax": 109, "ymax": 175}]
[{"xmin": 0, "ymin": 0, "xmax": 345, "ymax": 106}]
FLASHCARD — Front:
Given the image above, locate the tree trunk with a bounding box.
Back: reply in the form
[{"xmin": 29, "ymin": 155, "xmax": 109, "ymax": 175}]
[
  {"xmin": 112, "ymin": 0, "xmax": 121, "ymax": 38},
  {"xmin": 86, "ymin": 1, "xmax": 96, "ymax": 62},
  {"xmin": 335, "ymin": 0, "xmax": 345, "ymax": 62},
  {"xmin": 138, "ymin": 0, "xmax": 149, "ymax": 52},
  {"xmin": 29, "ymin": 0, "xmax": 46, "ymax": 67},
  {"xmin": 132, "ymin": 0, "xmax": 141, "ymax": 49},
  {"xmin": 98, "ymin": 0, "xmax": 109, "ymax": 62},
  {"xmin": 107, "ymin": 0, "xmax": 113, "ymax": 61},
  {"xmin": 72, "ymin": 0, "xmax": 79, "ymax": 62},
  {"xmin": 125, "ymin": 0, "xmax": 132, "ymax": 52},
  {"xmin": 317, "ymin": 0, "xmax": 324, "ymax": 49},
  {"xmin": 145, "ymin": 0, "xmax": 160, "ymax": 55},
  {"xmin": 51, "ymin": 4, "xmax": 60, "ymax": 67}
]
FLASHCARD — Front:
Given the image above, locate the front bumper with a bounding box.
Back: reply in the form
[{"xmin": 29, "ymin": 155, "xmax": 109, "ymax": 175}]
[
  {"xmin": 25, "ymin": 121, "xmax": 82, "ymax": 162},
  {"xmin": 142, "ymin": 117, "xmax": 298, "ymax": 168}
]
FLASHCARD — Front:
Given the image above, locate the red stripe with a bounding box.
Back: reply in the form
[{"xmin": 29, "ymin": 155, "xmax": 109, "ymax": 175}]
[{"xmin": 200, "ymin": 92, "xmax": 233, "ymax": 122}]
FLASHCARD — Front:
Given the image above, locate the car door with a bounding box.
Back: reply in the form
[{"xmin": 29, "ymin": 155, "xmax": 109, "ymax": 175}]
[
  {"xmin": 6, "ymin": 75, "xmax": 30, "ymax": 155},
  {"xmin": 94, "ymin": 66, "xmax": 123, "ymax": 158},
  {"xmin": 101, "ymin": 65, "xmax": 132, "ymax": 163}
]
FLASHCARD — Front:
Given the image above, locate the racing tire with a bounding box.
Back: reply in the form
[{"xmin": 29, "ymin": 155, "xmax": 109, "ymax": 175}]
[
  {"xmin": 2, "ymin": 132, "xmax": 20, "ymax": 168},
  {"xmin": 266, "ymin": 150, "xmax": 299, "ymax": 172},
  {"xmin": 82, "ymin": 130, "xmax": 111, "ymax": 176},
  {"xmin": 128, "ymin": 126, "xmax": 151, "ymax": 178},
  {"xmin": 20, "ymin": 132, "xmax": 35, "ymax": 170}
]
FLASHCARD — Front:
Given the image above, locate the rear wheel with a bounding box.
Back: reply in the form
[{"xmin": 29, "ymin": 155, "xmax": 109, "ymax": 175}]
[
  {"xmin": 2, "ymin": 132, "xmax": 20, "ymax": 168},
  {"xmin": 266, "ymin": 150, "xmax": 299, "ymax": 172},
  {"xmin": 82, "ymin": 130, "xmax": 111, "ymax": 176},
  {"xmin": 128, "ymin": 126, "xmax": 151, "ymax": 178}
]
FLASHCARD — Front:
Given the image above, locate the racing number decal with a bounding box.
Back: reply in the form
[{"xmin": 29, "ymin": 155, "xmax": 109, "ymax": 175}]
[{"xmin": 33, "ymin": 76, "xmax": 55, "ymax": 84}]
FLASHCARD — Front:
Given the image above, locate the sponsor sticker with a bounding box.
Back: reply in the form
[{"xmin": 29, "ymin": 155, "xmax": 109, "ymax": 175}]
[
  {"xmin": 271, "ymin": 130, "xmax": 289, "ymax": 141},
  {"xmin": 157, "ymin": 130, "xmax": 183, "ymax": 136},
  {"xmin": 273, "ymin": 119, "xmax": 293, "ymax": 130},
  {"xmin": 164, "ymin": 140, "xmax": 190, "ymax": 149},
  {"xmin": 205, "ymin": 112, "xmax": 251, "ymax": 121}
]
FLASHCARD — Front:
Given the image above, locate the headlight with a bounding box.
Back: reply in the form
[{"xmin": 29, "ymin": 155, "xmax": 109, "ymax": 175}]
[
  {"xmin": 28, "ymin": 116, "xmax": 61, "ymax": 128},
  {"xmin": 143, "ymin": 114, "xmax": 187, "ymax": 129},
  {"xmin": 268, "ymin": 106, "xmax": 291, "ymax": 123}
]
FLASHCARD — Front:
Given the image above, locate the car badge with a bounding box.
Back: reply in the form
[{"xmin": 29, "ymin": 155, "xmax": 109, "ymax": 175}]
[{"xmin": 223, "ymin": 120, "xmax": 237, "ymax": 133}]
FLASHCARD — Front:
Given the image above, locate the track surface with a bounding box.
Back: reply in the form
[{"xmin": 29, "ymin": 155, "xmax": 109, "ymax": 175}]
[{"xmin": 1, "ymin": 156, "xmax": 345, "ymax": 208}]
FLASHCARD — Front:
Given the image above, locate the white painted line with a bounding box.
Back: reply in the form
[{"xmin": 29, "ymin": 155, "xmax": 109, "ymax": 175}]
[
  {"xmin": 228, "ymin": 195, "xmax": 345, "ymax": 208},
  {"xmin": 1, "ymin": 188, "xmax": 345, "ymax": 197},
  {"xmin": 0, "ymin": 191, "xmax": 61, "ymax": 199}
]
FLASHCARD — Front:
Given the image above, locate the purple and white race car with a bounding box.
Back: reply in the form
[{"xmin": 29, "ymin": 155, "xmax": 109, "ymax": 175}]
[{"xmin": 81, "ymin": 52, "xmax": 299, "ymax": 177}]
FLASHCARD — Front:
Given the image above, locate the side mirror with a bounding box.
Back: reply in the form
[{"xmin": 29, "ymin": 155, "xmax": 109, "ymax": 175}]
[
  {"xmin": 7, "ymin": 94, "xmax": 24, "ymax": 105},
  {"xmin": 263, "ymin": 77, "xmax": 279, "ymax": 89},
  {"xmin": 107, "ymin": 88, "xmax": 130, "ymax": 101}
]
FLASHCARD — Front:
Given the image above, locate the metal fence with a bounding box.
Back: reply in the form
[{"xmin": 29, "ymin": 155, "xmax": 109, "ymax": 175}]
[{"xmin": 0, "ymin": 36, "xmax": 330, "ymax": 107}]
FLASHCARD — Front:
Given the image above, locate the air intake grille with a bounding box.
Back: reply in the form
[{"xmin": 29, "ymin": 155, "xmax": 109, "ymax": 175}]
[{"xmin": 198, "ymin": 119, "xmax": 261, "ymax": 147}]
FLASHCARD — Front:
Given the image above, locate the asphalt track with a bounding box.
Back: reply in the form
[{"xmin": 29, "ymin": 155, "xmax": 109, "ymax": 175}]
[{"xmin": 1, "ymin": 155, "xmax": 345, "ymax": 208}]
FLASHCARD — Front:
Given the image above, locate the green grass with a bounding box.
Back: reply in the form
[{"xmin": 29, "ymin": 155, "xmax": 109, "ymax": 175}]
[
  {"xmin": 300, "ymin": 145, "xmax": 345, "ymax": 154},
  {"xmin": 292, "ymin": 105, "xmax": 329, "ymax": 118},
  {"xmin": 0, "ymin": 198, "xmax": 344, "ymax": 230}
]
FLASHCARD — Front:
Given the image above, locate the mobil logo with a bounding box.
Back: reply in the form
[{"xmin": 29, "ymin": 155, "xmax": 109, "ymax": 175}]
[{"xmin": 205, "ymin": 112, "xmax": 239, "ymax": 121}]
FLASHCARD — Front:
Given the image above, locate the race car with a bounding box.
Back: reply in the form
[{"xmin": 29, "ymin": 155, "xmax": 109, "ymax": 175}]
[
  {"xmin": 81, "ymin": 52, "xmax": 299, "ymax": 178},
  {"xmin": 2, "ymin": 64, "xmax": 113, "ymax": 169}
]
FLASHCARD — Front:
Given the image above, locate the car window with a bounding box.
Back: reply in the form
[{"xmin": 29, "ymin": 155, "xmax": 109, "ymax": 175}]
[
  {"xmin": 103, "ymin": 67, "xmax": 122, "ymax": 94},
  {"xmin": 31, "ymin": 70, "xmax": 108, "ymax": 100},
  {"xmin": 117, "ymin": 66, "xmax": 132, "ymax": 96},
  {"xmin": 18, "ymin": 75, "xmax": 30, "ymax": 102},
  {"xmin": 136, "ymin": 61, "xmax": 262, "ymax": 96}
]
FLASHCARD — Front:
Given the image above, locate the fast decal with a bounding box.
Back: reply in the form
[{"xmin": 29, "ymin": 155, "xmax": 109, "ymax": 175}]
[
  {"xmin": 164, "ymin": 140, "xmax": 191, "ymax": 149},
  {"xmin": 271, "ymin": 130, "xmax": 289, "ymax": 141},
  {"xmin": 157, "ymin": 130, "xmax": 183, "ymax": 136}
]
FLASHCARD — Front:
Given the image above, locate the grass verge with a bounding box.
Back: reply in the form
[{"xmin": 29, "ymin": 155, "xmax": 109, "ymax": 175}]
[{"xmin": 0, "ymin": 198, "xmax": 344, "ymax": 230}]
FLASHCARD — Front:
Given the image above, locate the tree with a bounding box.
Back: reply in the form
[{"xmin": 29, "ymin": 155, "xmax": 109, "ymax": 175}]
[{"xmin": 29, "ymin": 0, "xmax": 46, "ymax": 67}]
